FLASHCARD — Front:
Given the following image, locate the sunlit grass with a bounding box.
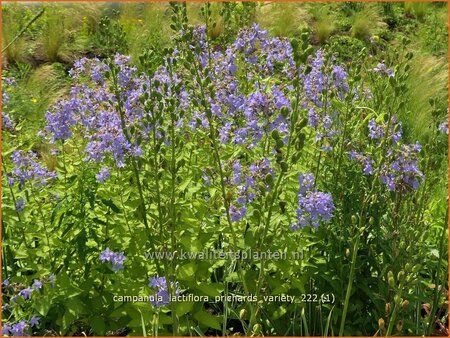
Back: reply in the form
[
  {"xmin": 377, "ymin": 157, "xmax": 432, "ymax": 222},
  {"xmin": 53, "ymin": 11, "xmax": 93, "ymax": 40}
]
[
  {"xmin": 2, "ymin": 3, "xmax": 30, "ymax": 64},
  {"xmin": 351, "ymin": 4, "xmax": 386, "ymax": 41},
  {"xmin": 257, "ymin": 2, "xmax": 309, "ymax": 37},
  {"xmin": 403, "ymin": 54, "xmax": 448, "ymax": 142}
]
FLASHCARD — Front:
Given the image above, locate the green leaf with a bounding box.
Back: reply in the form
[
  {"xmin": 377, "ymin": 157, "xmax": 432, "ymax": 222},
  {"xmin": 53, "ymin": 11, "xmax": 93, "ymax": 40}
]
[
  {"xmin": 175, "ymin": 301, "xmax": 194, "ymax": 316},
  {"xmin": 61, "ymin": 309, "xmax": 76, "ymax": 333},
  {"xmin": 196, "ymin": 283, "xmax": 223, "ymax": 297},
  {"xmin": 89, "ymin": 316, "xmax": 106, "ymax": 335},
  {"xmin": 33, "ymin": 294, "xmax": 51, "ymax": 316},
  {"xmin": 194, "ymin": 309, "xmax": 221, "ymax": 330},
  {"xmin": 101, "ymin": 198, "xmax": 121, "ymax": 213},
  {"xmin": 177, "ymin": 262, "xmax": 197, "ymax": 280}
]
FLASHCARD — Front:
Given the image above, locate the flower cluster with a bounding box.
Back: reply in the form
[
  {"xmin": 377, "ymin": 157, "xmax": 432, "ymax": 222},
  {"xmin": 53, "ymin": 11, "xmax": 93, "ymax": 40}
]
[
  {"xmin": 349, "ymin": 151, "xmax": 374, "ymax": 175},
  {"xmin": 351, "ymin": 114, "xmax": 423, "ymax": 192},
  {"xmin": 291, "ymin": 173, "xmax": 335, "ymax": 230},
  {"xmin": 302, "ymin": 51, "xmax": 349, "ymax": 151},
  {"xmin": 227, "ymin": 158, "xmax": 274, "ymax": 222},
  {"xmin": 368, "ymin": 117, "xmax": 402, "ymax": 144},
  {"xmin": 186, "ymin": 24, "xmax": 295, "ymax": 149},
  {"xmin": 99, "ymin": 248, "xmax": 126, "ymax": 271},
  {"xmin": 373, "ymin": 62, "xmax": 394, "ymax": 77},
  {"xmin": 96, "ymin": 167, "xmax": 111, "ymax": 183},
  {"xmin": 148, "ymin": 276, "xmax": 180, "ymax": 307},
  {"xmin": 9, "ymin": 151, "xmax": 57, "ymax": 190},
  {"xmin": 380, "ymin": 142, "xmax": 423, "ymax": 192},
  {"xmin": 2, "ymin": 317, "xmax": 39, "ymax": 337},
  {"xmin": 2, "ymin": 78, "xmax": 15, "ymax": 132},
  {"xmin": 2, "ymin": 275, "xmax": 55, "ymax": 335},
  {"xmin": 439, "ymin": 120, "xmax": 448, "ymax": 134},
  {"xmin": 43, "ymin": 56, "xmax": 143, "ymax": 168},
  {"xmin": 2, "ymin": 112, "xmax": 14, "ymax": 131},
  {"xmin": 43, "ymin": 53, "xmax": 189, "ymax": 175},
  {"xmin": 232, "ymin": 23, "xmax": 295, "ymax": 76},
  {"xmin": 3, "ymin": 274, "xmax": 56, "ymax": 305},
  {"xmin": 15, "ymin": 198, "xmax": 26, "ymax": 213}
]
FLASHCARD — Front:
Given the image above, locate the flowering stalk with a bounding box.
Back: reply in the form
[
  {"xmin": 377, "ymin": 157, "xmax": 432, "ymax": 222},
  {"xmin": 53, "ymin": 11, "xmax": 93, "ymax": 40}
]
[
  {"xmin": 185, "ymin": 40, "xmax": 256, "ymax": 332},
  {"xmin": 109, "ymin": 66, "xmax": 163, "ymax": 278},
  {"xmin": 385, "ymin": 274, "xmax": 406, "ymax": 336},
  {"xmin": 140, "ymin": 61, "xmax": 181, "ymax": 333},
  {"xmin": 340, "ymin": 87, "xmax": 400, "ymax": 334},
  {"xmin": 248, "ymin": 70, "xmax": 303, "ymax": 334}
]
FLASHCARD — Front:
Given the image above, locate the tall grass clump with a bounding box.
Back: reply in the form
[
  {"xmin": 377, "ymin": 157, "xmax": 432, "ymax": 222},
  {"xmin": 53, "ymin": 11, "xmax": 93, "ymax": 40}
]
[
  {"xmin": 351, "ymin": 5, "xmax": 385, "ymax": 41},
  {"xmin": 25, "ymin": 64, "xmax": 68, "ymax": 118},
  {"xmin": 39, "ymin": 5, "xmax": 67, "ymax": 62},
  {"xmin": 257, "ymin": 3, "xmax": 309, "ymax": 37},
  {"xmin": 404, "ymin": 2, "xmax": 430, "ymax": 22},
  {"xmin": 404, "ymin": 54, "xmax": 448, "ymax": 142},
  {"xmin": 2, "ymin": 4, "xmax": 32, "ymax": 65},
  {"xmin": 309, "ymin": 5, "xmax": 335, "ymax": 44}
]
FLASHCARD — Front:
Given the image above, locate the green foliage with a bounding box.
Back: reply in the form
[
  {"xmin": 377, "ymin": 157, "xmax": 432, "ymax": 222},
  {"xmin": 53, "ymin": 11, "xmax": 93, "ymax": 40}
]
[
  {"xmin": 92, "ymin": 10, "xmax": 128, "ymax": 57},
  {"xmin": 326, "ymin": 35, "xmax": 367, "ymax": 63}
]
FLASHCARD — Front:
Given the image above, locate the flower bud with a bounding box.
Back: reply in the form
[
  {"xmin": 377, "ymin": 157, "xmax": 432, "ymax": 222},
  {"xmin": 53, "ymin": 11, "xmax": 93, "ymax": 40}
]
[
  {"xmin": 351, "ymin": 215, "xmax": 358, "ymax": 224},
  {"xmin": 385, "ymin": 303, "xmax": 391, "ymax": 314},
  {"xmin": 388, "ymin": 277, "xmax": 395, "ymax": 288},
  {"xmin": 265, "ymin": 173, "xmax": 274, "ymax": 186},
  {"xmin": 401, "ymin": 299, "xmax": 409, "ymax": 310},
  {"xmin": 396, "ymin": 320, "xmax": 403, "ymax": 332},
  {"xmin": 397, "ymin": 271, "xmax": 405, "ymax": 281},
  {"xmin": 378, "ymin": 318, "xmax": 385, "ymax": 330},
  {"xmin": 258, "ymin": 182, "xmax": 267, "ymax": 194},
  {"xmin": 405, "ymin": 263, "xmax": 411, "ymax": 272},
  {"xmin": 297, "ymin": 117, "xmax": 308, "ymax": 130},
  {"xmin": 394, "ymin": 295, "xmax": 402, "ymax": 306},
  {"xmin": 345, "ymin": 248, "xmax": 350, "ymax": 257},
  {"xmin": 252, "ymin": 323, "xmax": 262, "ymax": 335},
  {"xmin": 271, "ymin": 129, "xmax": 280, "ymax": 141},
  {"xmin": 369, "ymin": 217, "xmax": 374, "ymax": 225},
  {"xmin": 239, "ymin": 308, "xmax": 247, "ymax": 320}
]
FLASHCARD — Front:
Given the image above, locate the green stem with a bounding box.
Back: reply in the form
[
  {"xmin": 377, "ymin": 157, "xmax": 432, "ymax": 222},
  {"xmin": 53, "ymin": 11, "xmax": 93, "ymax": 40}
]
[{"xmin": 339, "ymin": 233, "xmax": 360, "ymax": 336}]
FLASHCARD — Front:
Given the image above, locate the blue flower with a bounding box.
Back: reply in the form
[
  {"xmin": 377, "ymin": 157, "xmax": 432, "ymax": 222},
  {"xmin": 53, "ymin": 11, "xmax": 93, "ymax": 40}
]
[
  {"xmin": 10, "ymin": 321, "xmax": 28, "ymax": 336},
  {"xmin": 230, "ymin": 205, "xmax": 247, "ymax": 222},
  {"xmin": 100, "ymin": 248, "xmax": 126, "ymax": 272},
  {"xmin": 2, "ymin": 112, "xmax": 14, "ymax": 131},
  {"xmin": 95, "ymin": 167, "xmax": 111, "ymax": 183},
  {"xmin": 439, "ymin": 120, "xmax": 448, "ymax": 134},
  {"xmin": 368, "ymin": 119, "xmax": 384, "ymax": 140},
  {"xmin": 29, "ymin": 316, "xmax": 40, "ymax": 328},
  {"xmin": 18, "ymin": 287, "xmax": 33, "ymax": 300},
  {"xmin": 2, "ymin": 324, "xmax": 12, "ymax": 336},
  {"xmin": 292, "ymin": 173, "xmax": 335, "ymax": 230},
  {"xmin": 148, "ymin": 276, "xmax": 180, "ymax": 307},
  {"xmin": 15, "ymin": 199, "xmax": 25, "ymax": 213},
  {"xmin": 10, "ymin": 151, "xmax": 57, "ymax": 189},
  {"xmin": 373, "ymin": 62, "xmax": 394, "ymax": 77},
  {"xmin": 32, "ymin": 279, "xmax": 42, "ymax": 290}
]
